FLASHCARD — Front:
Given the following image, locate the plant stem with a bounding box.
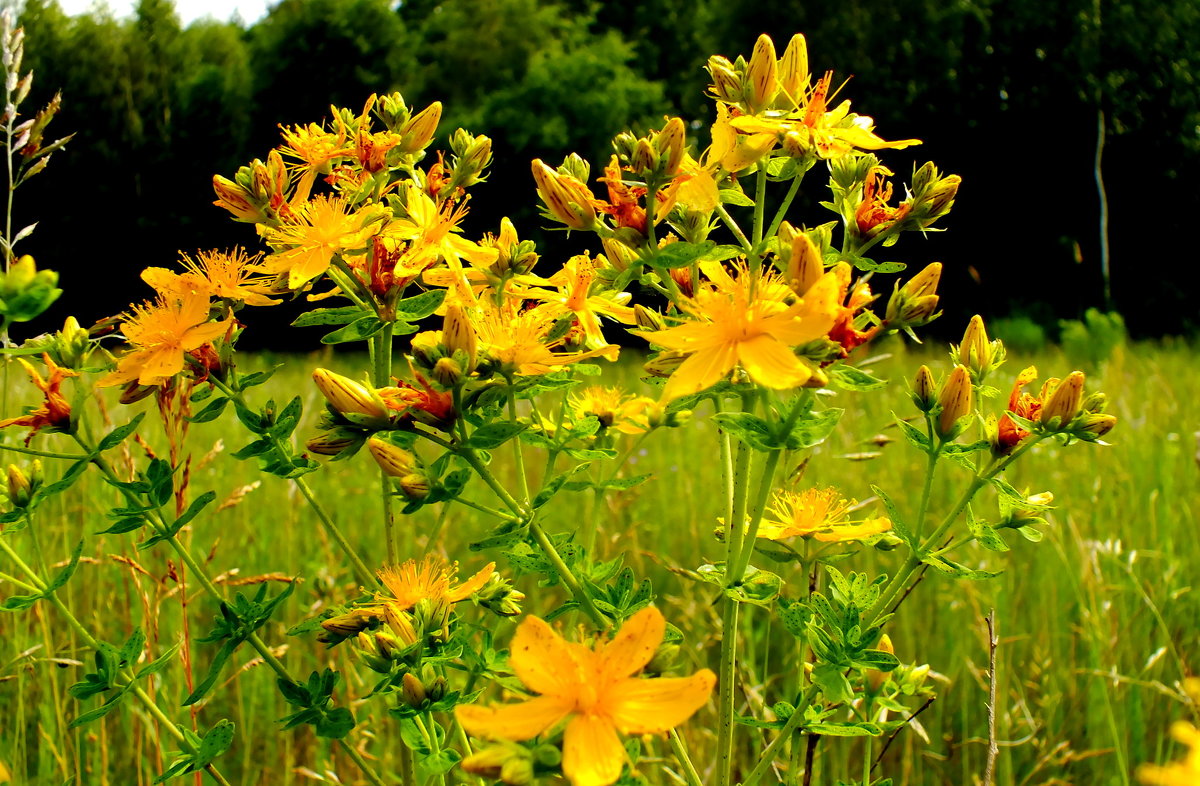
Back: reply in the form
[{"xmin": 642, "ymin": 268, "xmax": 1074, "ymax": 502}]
[
  {"xmin": 752, "ymin": 167, "xmax": 768, "ymax": 248},
  {"xmin": 716, "ymin": 204, "xmax": 753, "ymax": 251},
  {"xmin": 504, "ymin": 377, "xmax": 530, "ymax": 505},
  {"xmin": 668, "ymin": 729, "xmax": 704, "ymax": 786},
  {"xmin": 765, "ymin": 169, "xmax": 807, "ymax": 240},
  {"xmin": 71, "ymin": 434, "xmax": 389, "ymax": 786},
  {"xmin": 0, "ymin": 537, "xmax": 233, "ymax": 786},
  {"xmin": 529, "ymin": 519, "xmax": 606, "ymax": 628},
  {"xmin": 740, "ymin": 684, "xmax": 821, "ymax": 786}
]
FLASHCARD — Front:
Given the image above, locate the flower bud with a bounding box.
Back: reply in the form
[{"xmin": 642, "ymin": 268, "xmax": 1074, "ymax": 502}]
[
  {"xmin": 936, "ymin": 365, "xmax": 974, "ymax": 438},
  {"xmin": 451, "ymin": 132, "xmax": 493, "ymax": 189},
  {"xmin": 320, "ymin": 611, "xmax": 373, "ymax": 643},
  {"xmin": 631, "ymin": 138, "xmax": 657, "ymax": 177},
  {"xmin": 746, "ymin": 34, "xmax": 779, "ymax": 112},
  {"xmin": 531, "ymin": 159, "xmax": 597, "ymax": 231},
  {"xmin": 886, "ymin": 262, "xmax": 942, "ymax": 327},
  {"xmin": 5, "ymin": 462, "xmax": 37, "ymax": 508},
  {"xmin": 634, "ymin": 305, "xmax": 666, "ymax": 331},
  {"xmin": 367, "ymin": 437, "xmax": 418, "ymax": 478},
  {"xmin": 212, "ymin": 175, "xmax": 266, "ymax": 223},
  {"xmin": 397, "ymin": 473, "xmax": 432, "ymax": 501},
  {"xmin": 1076, "ymin": 413, "xmax": 1117, "ymax": 438},
  {"xmin": 1081, "ymin": 391, "xmax": 1108, "ymax": 414},
  {"xmin": 305, "ymin": 428, "xmax": 364, "ymax": 457},
  {"xmin": 1040, "ymin": 371, "xmax": 1084, "ymax": 427},
  {"xmin": 119, "ymin": 381, "xmax": 158, "ymax": 405},
  {"xmin": 432, "ymin": 356, "xmax": 465, "ymax": 388},
  {"xmin": 443, "ymin": 304, "xmax": 477, "ymax": 371},
  {"xmin": 778, "ymin": 34, "xmax": 809, "ymax": 103},
  {"xmin": 867, "ymin": 634, "xmax": 894, "ymax": 692},
  {"xmin": 476, "ymin": 574, "xmax": 525, "ymax": 617},
  {"xmin": 313, "ymin": 369, "xmax": 391, "ymax": 427},
  {"xmin": 560, "ymin": 152, "xmax": 591, "ymax": 184},
  {"xmin": 787, "ymin": 231, "xmax": 824, "ymax": 297},
  {"xmin": 706, "ymin": 55, "xmax": 743, "ymax": 103},
  {"xmin": 398, "ymin": 101, "xmax": 441, "ymax": 154},
  {"xmin": 653, "ymin": 117, "xmax": 687, "ymax": 179},
  {"xmin": 912, "ymin": 365, "xmax": 937, "ymax": 412},
  {"xmin": 56, "ymin": 316, "xmax": 92, "ymax": 369},
  {"xmin": 401, "ymin": 672, "xmax": 427, "ymax": 708}
]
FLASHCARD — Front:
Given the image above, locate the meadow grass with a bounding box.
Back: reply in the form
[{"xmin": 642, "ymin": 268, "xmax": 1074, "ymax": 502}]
[{"xmin": 0, "ymin": 338, "xmax": 1195, "ymax": 785}]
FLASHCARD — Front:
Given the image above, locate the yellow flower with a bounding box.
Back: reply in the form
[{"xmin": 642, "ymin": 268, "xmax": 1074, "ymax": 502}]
[
  {"xmin": 473, "ymin": 300, "xmax": 620, "ymax": 377},
  {"xmin": 142, "ymin": 249, "xmax": 279, "ymax": 307},
  {"xmin": 727, "ymin": 70, "xmax": 920, "ymax": 160},
  {"xmin": 456, "ymin": 607, "xmax": 715, "ymax": 786},
  {"xmin": 757, "ymin": 488, "xmax": 892, "ymax": 543},
  {"xmin": 278, "ymin": 121, "xmax": 354, "ymax": 203},
  {"xmin": 640, "ymin": 263, "xmax": 845, "ymax": 403},
  {"xmin": 374, "ymin": 555, "xmax": 495, "ymax": 611},
  {"xmin": 383, "ymin": 184, "xmax": 498, "ymax": 274},
  {"xmin": 259, "ymin": 196, "xmax": 387, "ymax": 289},
  {"xmin": 569, "ymin": 386, "xmax": 660, "ymax": 435},
  {"xmin": 526, "ymin": 255, "xmax": 635, "ymax": 350},
  {"xmin": 99, "ymin": 291, "xmax": 230, "ymax": 388},
  {"xmin": 1138, "ymin": 721, "xmax": 1200, "ymax": 785}
]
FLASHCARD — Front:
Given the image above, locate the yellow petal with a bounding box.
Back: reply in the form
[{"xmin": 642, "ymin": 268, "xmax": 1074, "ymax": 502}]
[
  {"xmin": 447, "ymin": 562, "xmax": 495, "ymax": 602},
  {"xmin": 736, "ymin": 334, "xmax": 810, "ymax": 389},
  {"xmin": 509, "ymin": 616, "xmax": 583, "ymax": 699},
  {"xmin": 180, "ymin": 319, "xmax": 230, "ymax": 352},
  {"xmin": 138, "ymin": 346, "xmax": 186, "ymax": 386},
  {"xmin": 599, "ymin": 607, "xmax": 664, "ymax": 681},
  {"xmin": 562, "ymin": 714, "xmax": 626, "ymax": 786},
  {"xmin": 606, "ymin": 670, "xmax": 717, "ymax": 734},
  {"xmin": 814, "ymin": 517, "xmax": 892, "ymax": 543},
  {"xmin": 455, "ymin": 695, "xmax": 571, "ymax": 742},
  {"xmin": 660, "ymin": 342, "xmax": 737, "ymax": 403}
]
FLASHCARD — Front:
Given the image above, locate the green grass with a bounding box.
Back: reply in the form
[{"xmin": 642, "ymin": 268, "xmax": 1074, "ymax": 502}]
[{"xmin": 0, "ymin": 338, "xmax": 1196, "ymax": 785}]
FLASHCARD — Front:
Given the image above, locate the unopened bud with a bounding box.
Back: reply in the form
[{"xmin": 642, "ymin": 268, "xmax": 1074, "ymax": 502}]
[
  {"xmin": 305, "ymin": 428, "xmax": 363, "ymax": 457},
  {"xmin": 634, "ymin": 305, "xmax": 666, "ymax": 331},
  {"xmin": 443, "ymin": 304, "xmax": 477, "ymax": 370},
  {"xmin": 433, "ymin": 357, "xmax": 465, "ymax": 388},
  {"xmin": 886, "ymin": 262, "xmax": 942, "ymax": 327},
  {"xmin": 401, "ymin": 672, "xmax": 427, "ymax": 708},
  {"xmin": 706, "ymin": 56, "xmax": 743, "ymax": 103},
  {"xmin": 1076, "ymin": 412, "xmax": 1117, "ymax": 438},
  {"xmin": 397, "ymin": 473, "xmax": 431, "ymax": 501},
  {"xmin": 399, "ymin": 101, "xmax": 441, "ymax": 153},
  {"xmin": 313, "ymin": 369, "xmax": 390, "ymax": 426},
  {"xmin": 1039, "ymin": 371, "xmax": 1084, "ymax": 427},
  {"xmin": 653, "ymin": 117, "xmax": 687, "ymax": 179},
  {"xmin": 778, "ymin": 34, "xmax": 809, "ymax": 103},
  {"xmin": 912, "ymin": 365, "xmax": 937, "ymax": 412},
  {"xmin": 1081, "ymin": 391, "xmax": 1108, "ymax": 414},
  {"xmin": 5, "ymin": 463, "xmax": 36, "ymax": 507},
  {"xmin": 632, "ymin": 138, "xmax": 657, "ymax": 176},
  {"xmin": 57, "ymin": 316, "xmax": 92, "ymax": 368},
  {"xmin": 867, "ymin": 634, "xmax": 894, "ymax": 692},
  {"xmin": 746, "ymin": 34, "xmax": 779, "ymax": 112},
  {"xmin": 937, "ymin": 365, "xmax": 974, "ymax": 438},
  {"xmin": 320, "ymin": 611, "xmax": 373, "ymax": 642},
  {"xmin": 531, "ymin": 159, "xmax": 597, "ymax": 231},
  {"xmin": 212, "ymin": 175, "xmax": 265, "ymax": 223},
  {"xmin": 787, "ymin": 232, "xmax": 824, "ymax": 296},
  {"xmin": 646, "ymin": 642, "xmax": 680, "ymax": 675},
  {"xmin": 366, "ymin": 437, "xmax": 418, "ymax": 478}
]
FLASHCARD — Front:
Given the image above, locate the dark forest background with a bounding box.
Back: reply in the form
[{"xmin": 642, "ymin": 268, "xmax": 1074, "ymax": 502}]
[{"xmin": 10, "ymin": 0, "xmax": 1200, "ymax": 345}]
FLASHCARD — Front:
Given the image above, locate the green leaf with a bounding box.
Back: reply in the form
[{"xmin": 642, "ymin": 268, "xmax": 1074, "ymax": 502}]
[
  {"xmin": 314, "ymin": 707, "xmax": 356, "ymax": 739},
  {"xmin": 787, "ymin": 407, "xmax": 843, "ymax": 450},
  {"xmin": 321, "ymin": 316, "xmax": 386, "ymax": 345},
  {"xmin": 828, "ymin": 365, "xmax": 888, "ymax": 392},
  {"xmin": 644, "ymin": 241, "xmax": 716, "ymax": 270},
  {"xmin": 194, "ymin": 720, "xmax": 236, "ymax": 768},
  {"xmin": 395, "ymin": 289, "xmax": 447, "ymax": 321},
  {"xmin": 809, "ymin": 721, "xmax": 883, "ymax": 737},
  {"xmin": 724, "ymin": 567, "xmax": 783, "ymax": 606},
  {"xmin": 291, "ymin": 306, "xmax": 367, "ymax": 327},
  {"xmin": 713, "ymin": 412, "xmax": 777, "ymax": 451},
  {"xmin": 719, "ymin": 187, "xmax": 755, "ymax": 207},
  {"xmin": 968, "ymin": 513, "xmax": 1010, "ymax": 552},
  {"xmin": 922, "ymin": 554, "xmax": 1001, "ymax": 580},
  {"xmin": 187, "ymin": 396, "xmax": 229, "ymax": 423},
  {"xmin": 237, "ymin": 367, "xmax": 281, "ymax": 389},
  {"xmin": 870, "ymin": 485, "xmax": 914, "ymax": 548},
  {"xmin": 136, "ymin": 643, "xmax": 181, "ymax": 679},
  {"xmin": 97, "ymin": 414, "xmax": 145, "ymax": 452},
  {"xmin": 69, "ymin": 687, "xmax": 132, "ymax": 728},
  {"xmin": 467, "ymin": 422, "xmax": 527, "ymax": 449},
  {"xmin": 419, "ymin": 749, "xmax": 462, "ymax": 777},
  {"xmin": 893, "ymin": 414, "xmax": 931, "ymax": 453},
  {"xmin": 45, "ymin": 539, "xmax": 85, "ymax": 594},
  {"xmin": 812, "ymin": 663, "xmax": 855, "ymax": 705}
]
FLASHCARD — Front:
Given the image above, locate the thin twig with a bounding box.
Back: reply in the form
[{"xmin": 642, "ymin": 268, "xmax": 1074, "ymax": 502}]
[
  {"xmin": 984, "ymin": 608, "xmax": 999, "ymax": 786},
  {"xmin": 872, "ymin": 697, "xmax": 936, "ymax": 772}
]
